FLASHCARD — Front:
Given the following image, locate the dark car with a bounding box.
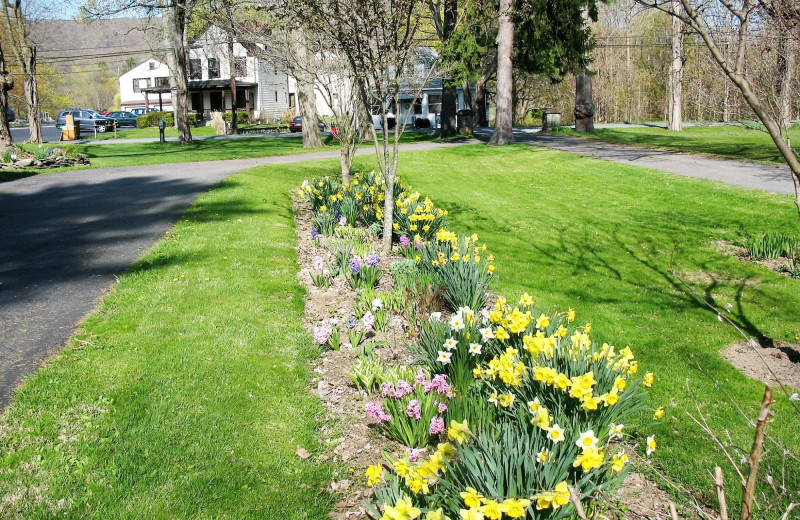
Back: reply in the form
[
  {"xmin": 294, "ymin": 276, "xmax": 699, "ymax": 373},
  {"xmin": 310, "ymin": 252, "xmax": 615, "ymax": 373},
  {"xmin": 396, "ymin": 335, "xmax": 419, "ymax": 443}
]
[
  {"xmin": 5, "ymin": 107, "xmax": 14, "ymax": 123},
  {"xmin": 55, "ymin": 109, "xmax": 116, "ymax": 133},
  {"xmin": 289, "ymin": 116, "xmax": 326, "ymax": 133},
  {"xmin": 107, "ymin": 111, "xmax": 139, "ymax": 127}
]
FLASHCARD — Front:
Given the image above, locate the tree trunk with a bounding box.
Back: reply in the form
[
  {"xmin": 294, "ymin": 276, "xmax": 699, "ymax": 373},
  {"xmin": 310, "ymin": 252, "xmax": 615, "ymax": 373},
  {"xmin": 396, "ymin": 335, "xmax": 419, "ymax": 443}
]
[
  {"xmin": 292, "ymin": 31, "xmax": 322, "ymax": 148},
  {"xmin": 668, "ymin": 0, "xmax": 684, "ymax": 132},
  {"xmin": 776, "ymin": 35, "xmax": 794, "ymax": 133},
  {"xmin": 574, "ymin": 71, "xmax": 595, "ymax": 132},
  {"xmin": 23, "ymin": 46, "xmax": 41, "ymax": 143},
  {"xmin": 170, "ymin": 0, "xmax": 193, "ymax": 144},
  {"xmin": 474, "ymin": 76, "xmax": 488, "ymax": 126},
  {"xmin": 488, "ymin": 0, "xmax": 514, "ymax": 145},
  {"xmin": 0, "ymin": 42, "xmax": 14, "ymax": 146},
  {"xmin": 439, "ymin": 0, "xmax": 458, "ymax": 138},
  {"xmin": 228, "ymin": 34, "xmax": 238, "ymax": 135}
]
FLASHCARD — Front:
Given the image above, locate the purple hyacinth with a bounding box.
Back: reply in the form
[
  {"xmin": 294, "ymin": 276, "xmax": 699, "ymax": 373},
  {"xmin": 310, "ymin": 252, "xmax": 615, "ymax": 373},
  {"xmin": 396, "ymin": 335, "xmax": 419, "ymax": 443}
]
[
  {"xmin": 366, "ymin": 252, "xmax": 380, "ymax": 267},
  {"xmin": 415, "ymin": 238, "xmax": 424, "ymax": 250},
  {"xmin": 311, "ymin": 227, "xmax": 319, "ymax": 240},
  {"xmin": 349, "ymin": 255, "xmax": 363, "ymax": 274},
  {"xmin": 335, "ymin": 209, "xmax": 342, "ymax": 220},
  {"xmin": 429, "ymin": 416, "xmax": 445, "ymax": 435},
  {"xmin": 366, "ymin": 402, "xmax": 391, "ymax": 424},
  {"xmin": 400, "ymin": 235, "xmax": 410, "ymax": 247}
]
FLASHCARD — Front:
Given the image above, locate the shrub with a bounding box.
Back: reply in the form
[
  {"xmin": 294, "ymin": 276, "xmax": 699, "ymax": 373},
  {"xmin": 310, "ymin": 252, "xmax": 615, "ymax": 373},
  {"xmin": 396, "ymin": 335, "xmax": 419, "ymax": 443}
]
[
  {"xmin": 223, "ymin": 111, "xmax": 250, "ymax": 123},
  {"xmin": 414, "ymin": 118, "xmax": 431, "ymax": 129},
  {"xmin": 136, "ymin": 111, "xmax": 174, "ymax": 128},
  {"xmin": 418, "ymin": 230, "xmax": 495, "ymax": 311}
]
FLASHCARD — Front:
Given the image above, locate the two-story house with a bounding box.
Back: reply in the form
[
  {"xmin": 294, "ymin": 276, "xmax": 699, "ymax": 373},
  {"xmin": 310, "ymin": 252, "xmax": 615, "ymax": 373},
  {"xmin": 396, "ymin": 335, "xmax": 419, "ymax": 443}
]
[{"xmin": 118, "ymin": 26, "xmax": 295, "ymax": 120}]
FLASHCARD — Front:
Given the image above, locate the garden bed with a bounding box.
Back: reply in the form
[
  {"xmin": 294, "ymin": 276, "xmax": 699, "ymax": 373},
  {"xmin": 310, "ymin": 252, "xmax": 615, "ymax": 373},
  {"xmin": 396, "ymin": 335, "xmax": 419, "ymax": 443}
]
[{"xmin": 292, "ymin": 170, "xmax": 674, "ymax": 520}]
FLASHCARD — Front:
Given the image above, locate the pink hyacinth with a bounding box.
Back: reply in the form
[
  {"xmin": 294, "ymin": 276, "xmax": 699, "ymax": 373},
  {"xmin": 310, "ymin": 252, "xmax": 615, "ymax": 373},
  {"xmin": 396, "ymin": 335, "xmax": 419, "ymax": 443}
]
[
  {"xmin": 361, "ymin": 311, "xmax": 375, "ymax": 331},
  {"xmin": 407, "ymin": 448, "xmax": 424, "ymax": 462},
  {"xmin": 423, "ymin": 374, "xmax": 452, "ymax": 395},
  {"xmin": 400, "ymin": 235, "xmax": 410, "ymax": 247},
  {"xmin": 437, "ymin": 402, "xmax": 448, "ymax": 414},
  {"xmin": 395, "ymin": 380, "xmax": 414, "ymax": 398},
  {"xmin": 380, "ymin": 382, "xmax": 396, "ymax": 398},
  {"xmin": 312, "ymin": 255, "xmax": 325, "ymax": 271},
  {"xmin": 414, "ymin": 369, "xmax": 428, "ymax": 385},
  {"xmin": 429, "ymin": 416, "xmax": 445, "ymax": 435},
  {"xmin": 313, "ymin": 321, "xmax": 332, "ymax": 345},
  {"xmin": 366, "ymin": 402, "xmax": 392, "ymax": 424},
  {"xmin": 406, "ymin": 399, "xmax": 422, "ymax": 420}
]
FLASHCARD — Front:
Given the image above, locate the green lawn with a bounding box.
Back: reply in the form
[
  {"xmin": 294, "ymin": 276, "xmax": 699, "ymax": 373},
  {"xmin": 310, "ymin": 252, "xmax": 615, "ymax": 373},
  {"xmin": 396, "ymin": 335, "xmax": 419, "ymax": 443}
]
[
  {"xmin": 90, "ymin": 125, "xmax": 221, "ymax": 140},
  {"xmin": 0, "ymin": 165, "xmax": 335, "ymax": 518},
  {"xmin": 559, "ymin": 124, "xmax": 800, "ymax": 164}
]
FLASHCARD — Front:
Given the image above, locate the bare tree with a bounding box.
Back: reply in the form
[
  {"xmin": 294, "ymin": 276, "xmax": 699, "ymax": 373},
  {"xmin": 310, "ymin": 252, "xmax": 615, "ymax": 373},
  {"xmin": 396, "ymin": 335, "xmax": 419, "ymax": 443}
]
[
  {"xmin": 82, "ymin": 0, "xmax": 196, "ymax": 144},
  {"xmin": 488, "ymin": 0, "xmax": 514, "ymax": 144},
  {"xmin": 2, "ymin": 0, "xmax": 42, "ymax": 143},
  {"xmin": 637, "ymin": 0, "xmax": 800, "ymax": 218},
  {"xmin": 428, "ymin": 0, "xmax": 459, "ymax": 137},
  {"xmin": 574, "ymin": 6, "xmax": 595, "ymax": 133},
  {"xmin": 291, "ymin": 0, "xmax": 428, "ymax": 252},
  {"xmin": 289, "ymin": 30, "xmax": 323, "ymax": 148}
]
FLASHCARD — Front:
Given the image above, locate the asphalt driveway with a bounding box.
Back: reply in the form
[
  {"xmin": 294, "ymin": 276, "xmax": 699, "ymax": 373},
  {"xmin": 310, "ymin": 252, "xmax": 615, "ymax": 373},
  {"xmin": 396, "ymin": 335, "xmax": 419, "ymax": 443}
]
[{"xmin": 0, "ymin": 140, "xmax": 473, "ymax": 408}]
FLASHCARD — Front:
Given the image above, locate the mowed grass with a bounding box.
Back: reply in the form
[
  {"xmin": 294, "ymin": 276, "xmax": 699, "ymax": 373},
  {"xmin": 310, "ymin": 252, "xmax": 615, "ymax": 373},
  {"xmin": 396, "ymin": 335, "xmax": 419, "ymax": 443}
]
[
  {"xmin": 0, "ymin": 165, "xmax": 334, "ymax": 518},
  {"xmin": 559, "ymin": 124, "xmax": 800, "ymax": 164},
  {"xmin": 354, "ymin": 145, "xmax": 798, "ymax": 514},
  {"xmin": 90, "ymin": 125, "xmax": 221, "ymax": 140}
]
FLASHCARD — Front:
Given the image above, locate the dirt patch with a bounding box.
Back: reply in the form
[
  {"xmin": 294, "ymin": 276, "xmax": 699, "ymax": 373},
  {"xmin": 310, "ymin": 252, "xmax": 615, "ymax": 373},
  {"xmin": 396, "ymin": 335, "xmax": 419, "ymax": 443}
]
[{"xmin": 724, "ymin": 341, "xmax": 800, "ymax": 390}]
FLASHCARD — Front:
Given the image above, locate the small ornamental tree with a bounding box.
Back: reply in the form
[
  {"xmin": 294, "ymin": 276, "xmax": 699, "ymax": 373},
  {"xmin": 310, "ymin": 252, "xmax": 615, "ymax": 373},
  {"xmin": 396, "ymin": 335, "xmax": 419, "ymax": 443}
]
[{"xmin": 291, "ymin": 0, "xmax": 430, "ymax": 252}]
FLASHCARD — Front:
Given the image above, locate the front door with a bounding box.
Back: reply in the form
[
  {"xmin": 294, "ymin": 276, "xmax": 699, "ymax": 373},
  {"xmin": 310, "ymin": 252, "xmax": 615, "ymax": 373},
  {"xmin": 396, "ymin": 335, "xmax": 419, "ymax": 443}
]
[{"xmin": 210, "ymin": 91, "xmax": 223, "ymax": 112}]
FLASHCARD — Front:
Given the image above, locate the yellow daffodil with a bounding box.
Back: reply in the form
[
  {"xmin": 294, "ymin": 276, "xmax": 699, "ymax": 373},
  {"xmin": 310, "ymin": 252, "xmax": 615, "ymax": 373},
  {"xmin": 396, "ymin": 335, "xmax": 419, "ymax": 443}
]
[
  {"xmin": 653, "ymin": 406, "xmax": 665, "ymax": 420},
  {"xmin": 646, "ymin": 435, "xmax": 657, "ymax": 455},
  {"xmin": 500, "ymin": 498, "xmax": 531, "ymax": 518},
  {"xmin": 460, "ymin": 487, "xmax": 484, "ymax": 508},
  {"xmin": 643, "ymin": 372, "xmax": 654, "ymax": 387},
  {"xmin": 365, "ymin": 464, "xmax": 383, "ymax": 486},
  {"xmin": 448, "ymin": 419, "xmax": 470, "ymax": 445},
  {"xmin": 573, "ymin": 447, "xmax": 605, "ymax": 472}
]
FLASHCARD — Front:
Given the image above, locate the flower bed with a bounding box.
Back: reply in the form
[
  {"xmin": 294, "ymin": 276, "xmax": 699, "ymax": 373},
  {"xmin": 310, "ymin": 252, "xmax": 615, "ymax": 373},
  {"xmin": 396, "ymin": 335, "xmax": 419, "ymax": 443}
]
[{"xmin": 294, "ymin": 171, "xmax": 663, "ymax": 520}]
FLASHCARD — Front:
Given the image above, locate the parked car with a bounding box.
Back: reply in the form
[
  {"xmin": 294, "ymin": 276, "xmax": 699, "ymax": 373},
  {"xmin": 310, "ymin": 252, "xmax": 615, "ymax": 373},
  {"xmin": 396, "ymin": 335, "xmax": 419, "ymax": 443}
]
[
  {"xmin": 129, "ymin": 108, "xmax": 159, "ymax": 117},
  {"xmin": 107, "ymin": 111, "xmax": 139, "ymax": 127},
  {"xmin": 5, "ymin": 107, "xmax": 15, "ymax": 123},
  {"xmin": 55, "ymin": 109, "xmax": 116, "ymax": 133},
  {"xmin": 289, "ymin": 116, "xmax": 326, "ymax": 133}
]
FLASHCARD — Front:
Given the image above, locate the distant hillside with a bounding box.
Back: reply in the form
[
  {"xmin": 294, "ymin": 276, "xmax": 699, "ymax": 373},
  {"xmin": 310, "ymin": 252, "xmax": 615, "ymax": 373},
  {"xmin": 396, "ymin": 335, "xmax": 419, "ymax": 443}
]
[{"xmin": 30, "ymin": 18, "xmax": 165, "ymax": 74}]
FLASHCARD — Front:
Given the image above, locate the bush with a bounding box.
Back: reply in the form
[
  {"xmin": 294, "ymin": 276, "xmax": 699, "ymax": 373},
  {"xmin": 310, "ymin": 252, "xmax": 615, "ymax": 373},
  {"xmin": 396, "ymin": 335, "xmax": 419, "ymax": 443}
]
[
  {"xmin": 223, "ymin": 111, "xmax": 250, "ymax": 123},
  {"xmin": 135, "ymin": 112, "xmax": 199, "ymax": 128},
  {"xmin": 414, "ymin": 118, "xmax": 431, "ymax": 129},
  {"xmin": 136, "ymin": 111, "xmax": 173, "ymax": 128}
]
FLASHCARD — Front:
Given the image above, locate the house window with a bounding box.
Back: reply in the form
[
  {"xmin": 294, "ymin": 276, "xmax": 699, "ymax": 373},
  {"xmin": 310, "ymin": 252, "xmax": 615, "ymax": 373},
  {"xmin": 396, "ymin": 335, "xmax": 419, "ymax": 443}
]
[
  {"xmin": 208, "ymin": 58, "xmax": 220, "ymax": 79},
  {"xmin": 233, "ymin": 56, "xmax": 247, "ymax": 77},
  {"xmin": 154, "ymin": 76, "xmax": 169, "ymax": 88},
  {"xmin": 427, "ymin": 94, "xmax": 442, "ymax": 114},
  {"xmin": 149, "ymin": 61, "xmax": 156, "ymax": 70},
  {"xmin": 132, "ymin": 78, "xmax": 151, "ymax": 93},
  {"xmin": 289, "ymin": 93, "xmax": 296, "ymax": 107},
  {"xmin": 414, "ymin": 98, "xmax": 422, "ymax": 115},
  {"xmin": 275, "ymin": 91, "xmax": 278, "ymax": 102},
  {"xmin": 189, "ymin": 59, "xmax": 202, "ymax": 80}
]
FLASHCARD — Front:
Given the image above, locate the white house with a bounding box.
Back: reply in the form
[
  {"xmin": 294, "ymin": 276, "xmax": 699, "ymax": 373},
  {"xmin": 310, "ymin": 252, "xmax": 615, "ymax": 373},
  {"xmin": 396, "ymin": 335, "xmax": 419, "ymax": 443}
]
[
  {"xmin": 118, "ymin": 59, "xmax": 174, "ymax": 112},
  {"xmin": 118, "ymin": 26, "xmax": 295, "ymax": 120}
]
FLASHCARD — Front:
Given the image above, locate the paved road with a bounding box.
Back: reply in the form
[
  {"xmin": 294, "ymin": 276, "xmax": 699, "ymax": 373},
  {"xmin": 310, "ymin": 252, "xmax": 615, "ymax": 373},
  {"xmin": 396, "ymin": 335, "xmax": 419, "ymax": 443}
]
[
  {"xmin": 473, "ymin": 128, "xmax": 796, "ymax": 196},
  {"xmin": 0, "ymin": 140, "xmax": 472, "ymax": 408}
]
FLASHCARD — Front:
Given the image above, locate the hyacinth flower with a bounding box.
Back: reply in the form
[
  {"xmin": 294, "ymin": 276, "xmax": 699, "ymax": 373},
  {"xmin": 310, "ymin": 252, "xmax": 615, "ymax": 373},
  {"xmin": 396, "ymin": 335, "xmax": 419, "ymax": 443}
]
[
  {"xmin": 366, "ymin": 372, "xmax": 453, "ymax": 448},
  {"xmin": 309, "ymin": 255, "xmax": 331, "ymax": 288},
  {"xmin": 314, "ymin": 318, "xmax": 341, "ymax": 351},
  {"xmin": 346, "ymin": 252, "xmax": 382, "ymax": 290}
]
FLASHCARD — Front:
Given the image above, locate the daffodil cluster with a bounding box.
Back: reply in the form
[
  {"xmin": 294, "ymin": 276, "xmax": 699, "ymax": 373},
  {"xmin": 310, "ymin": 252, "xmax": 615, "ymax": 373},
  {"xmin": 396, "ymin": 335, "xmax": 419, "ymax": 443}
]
[
  {"xmin": 393, "ymin": 191, "xmax": 448, "ymax": 242},
  {"xmin": 300, "ymin": 171, "xmax": 388, "ymax": 230},
  {"xmin": 418, "ymin": 230, "xmax": 496, "ymax": 311}
]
